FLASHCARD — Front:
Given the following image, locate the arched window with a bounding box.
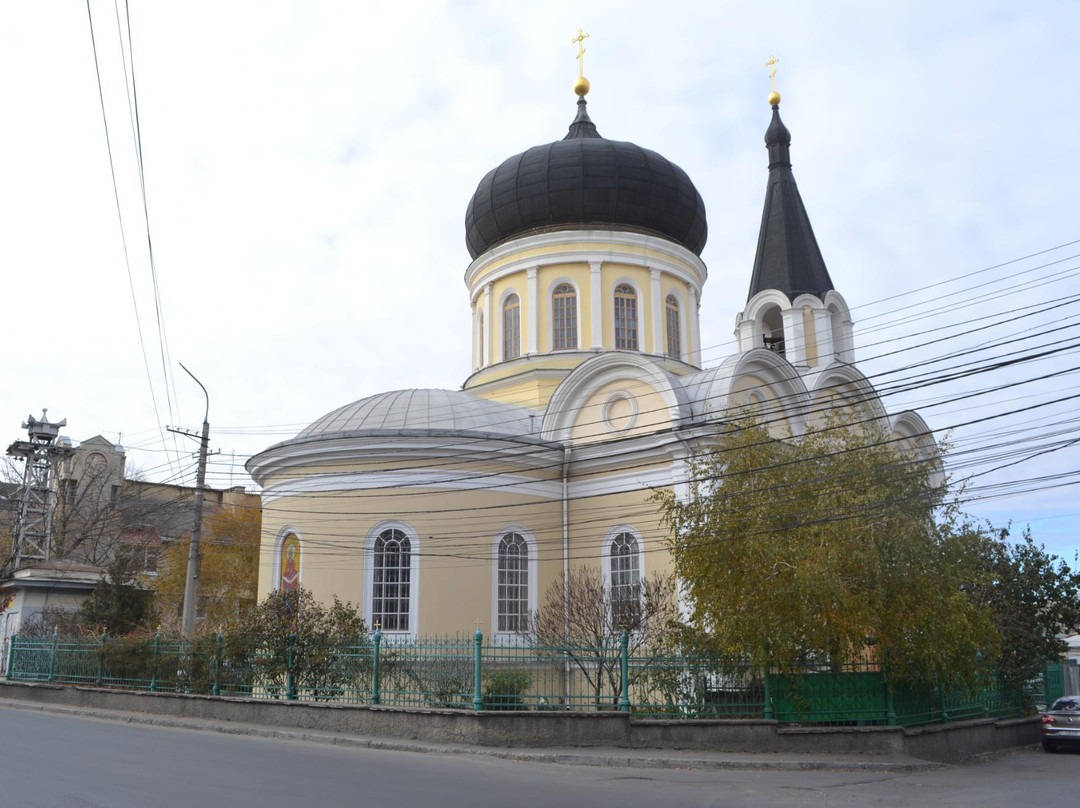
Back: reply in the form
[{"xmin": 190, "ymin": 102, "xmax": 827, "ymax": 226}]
[
  {"xmin": 552, "ymin": 283, "xmax": 577, "ymax": 350},
  {"xmin": 502, "ymin": 294, "xmax": 521, "ymax": 360},
  {"xmin": 610, "ymin": 531, "xmax": 641, "ymax": 626},
  {"xmin": 614, "ymin": 284, "xmax": 638, "ymax": 350},
  {"xmin": 762, "ymin": 305, "xmax": 785, "ymax": 356},
  {"xmin": 665, "ymin": 294, "xmax": 681, "ymax": 360},
  {"xmin": 497, "ymin": 532, "xmax": 529, "ymax": 633},
  {"xmin": 372, "ymin": 528, "xmax": 411, "ymax": 631}
]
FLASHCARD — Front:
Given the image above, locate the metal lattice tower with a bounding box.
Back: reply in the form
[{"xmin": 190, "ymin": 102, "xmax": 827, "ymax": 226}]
[{"xmin": 5, "ymin": 410, "xmax": 75, "ymax": 574}]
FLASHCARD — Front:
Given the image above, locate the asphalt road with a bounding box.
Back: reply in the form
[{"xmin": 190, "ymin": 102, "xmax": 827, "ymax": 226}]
[{"xmin": 2, "ymin": 705, "xmax": 1078, "ymax": 808}]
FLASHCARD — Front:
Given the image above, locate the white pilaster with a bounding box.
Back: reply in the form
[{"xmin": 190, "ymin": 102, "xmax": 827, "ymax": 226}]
[
  {"xmin": 688, "ymin": 286, "xmax": 701, "ymax": 366},
  {"xmin": 650, "ymin": 268, "xmax": 663, "ymax": 356},
  {"xmin": 526, "ymin": 266, "xmax": 539, "ymax": 354},
  {"xmin": 483, "ymin": 282, "xmax": 493, "ymax": 366},
  {"xmin": 589, "ymin": 261, "xmax": 603, "ymax": 348}
]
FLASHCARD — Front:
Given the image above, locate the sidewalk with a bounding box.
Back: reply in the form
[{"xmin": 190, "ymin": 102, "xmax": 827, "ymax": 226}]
[{"xmin": 0, "ymin": 695, "xmax": 944, "ymax": 773}]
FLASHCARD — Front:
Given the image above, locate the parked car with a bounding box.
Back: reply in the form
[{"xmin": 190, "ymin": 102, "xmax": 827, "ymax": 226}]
[{"xmin": 1041, "ymin": 697, "xmax": 1080, "ymax": 752}]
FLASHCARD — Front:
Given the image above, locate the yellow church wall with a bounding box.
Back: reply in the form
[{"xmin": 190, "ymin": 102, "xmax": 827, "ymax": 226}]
[
  {"xmin": 566, "ymin": 485, "xmax": 676, "ymax": 580},
  {"xmin": 260, "ymin": 486, "xmax": 568, "ymax": 636}
]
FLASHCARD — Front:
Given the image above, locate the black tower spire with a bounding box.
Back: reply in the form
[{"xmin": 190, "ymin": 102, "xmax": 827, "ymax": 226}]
[{"xmin": 747, "ymin": 101, "xmax": 834, "ymax": 301}]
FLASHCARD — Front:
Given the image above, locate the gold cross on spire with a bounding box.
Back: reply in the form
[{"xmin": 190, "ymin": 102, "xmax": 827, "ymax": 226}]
[
  {"xmin": 572, "ymin": 29, "xmax": 590, "ymax": 77},
  {"xmin": 764, "ymin": 54, "xmax": 781, "ymax": 106}
]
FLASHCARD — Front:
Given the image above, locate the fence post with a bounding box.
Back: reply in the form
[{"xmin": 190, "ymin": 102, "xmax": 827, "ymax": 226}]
[
  {"xmin": 883, "ymin": 658, "xmax": 896, "ymax": 726},
  {"xmin": 619, "ymin": 630, "xmax": 631, "ymax": 712},
  {"xmin": 371, "ymin": 628, "xmax": 381, "ymax": 706},
  {"xmin": 96, "ymin": 632, "xmax": 106, "ymax": 686},
  {"xmin": 937, "ymin": 677, "xmax": 950, "ymax": 723},
  {"xmin": 286, "ymin": 632, "xmax": 297, "ymax": 701},
  {"xmin": 762, "ymin": 641, "xmax": 773, "ymax": 720},
  {"xmin": 7, "ymin": 633, "xmax": 17, "ymax": 679},
  {"xmin": 150, "ymin": 632, "xmax": 161, "ymax": 693},
  {"xmin": 48, "ymin": 629, "xmax": 58, "ymax": 682},
  {"xmin": 472, "ymin": 627, "xmax": 484, "ymax": 711},
  {"xmin": 213, "ymin": 632, "xmax": 223, "ymax": 697}
]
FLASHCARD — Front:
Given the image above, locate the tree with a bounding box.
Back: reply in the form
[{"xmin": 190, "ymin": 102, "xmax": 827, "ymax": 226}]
[
  {"xmin": 152, "ymin": 504, "xmax": 260, "ymax": 631},
  {"xmin": 80, "ymin": 554, "xmax": 154, "ymax": 635},
  {"xmin": 527, "ymin": 566, "xmax": 679, "ymax": 707},
  {"xmin": 655, "ymin": 415, "xmax": 997, "ymax": 684},
  {"xmin": 972, "ymin": 524, "xmax": 1080, "ymax": 685}
]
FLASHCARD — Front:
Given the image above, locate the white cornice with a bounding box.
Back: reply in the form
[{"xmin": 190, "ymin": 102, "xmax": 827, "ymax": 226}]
[{"xmin": 262, "ymin": 470, "xmax": 563, "ymax": 504}]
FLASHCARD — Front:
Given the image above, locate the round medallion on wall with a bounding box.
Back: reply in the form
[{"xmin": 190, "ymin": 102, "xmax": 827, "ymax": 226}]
[{"xmin": 602, "ymin": 391, "xmax": 638, "ymax": 434}]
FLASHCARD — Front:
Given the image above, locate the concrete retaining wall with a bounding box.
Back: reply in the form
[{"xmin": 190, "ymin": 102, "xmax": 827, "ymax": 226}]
[{"xmin": 0, "ymin": 681, "xmax": 1038, "ymax": 762}]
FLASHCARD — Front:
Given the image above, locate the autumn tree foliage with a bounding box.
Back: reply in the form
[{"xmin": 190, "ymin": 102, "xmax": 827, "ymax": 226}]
[
  {"xmin": 153, "ymin": 504, "xmax": 260, "ymax": 631},
  {"xmin": 655, "ymin": 416, "xmax": 997, "ymax": 684}
]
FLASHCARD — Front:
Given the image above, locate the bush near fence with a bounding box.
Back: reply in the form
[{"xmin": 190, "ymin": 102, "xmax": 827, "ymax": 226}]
[{"xmin": 5, "ymin": 630, "xmax": 1063, "ymax": 727}]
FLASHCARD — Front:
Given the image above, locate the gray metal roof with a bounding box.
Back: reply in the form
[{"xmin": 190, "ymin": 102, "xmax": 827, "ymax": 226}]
[{"xmin": 298, "ymin": 389, "xmax": 538, "ymax": 439}]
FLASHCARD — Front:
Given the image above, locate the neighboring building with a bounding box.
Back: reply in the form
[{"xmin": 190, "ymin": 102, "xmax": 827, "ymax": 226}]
[
  {"xmin": 247, "ymin": 82, "xmax": 935, "ymax": 638},
  {"xmin": 1, "ymin": 432, "xmax": 260, "ymax": 650}
]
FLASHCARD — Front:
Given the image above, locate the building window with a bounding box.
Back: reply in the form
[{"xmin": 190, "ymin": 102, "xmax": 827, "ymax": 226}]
[
  {"xmin": 610, "ymin": 532, "xmax": 641, "ymax": 626},
  {"xmin": 64, "ymin": 478, "xmax": 78, "ymax": 506},
  {"xmin": 614, "ymin": 284, "xmax": 638, "ymax": 350},
  {"xmin": 552, "ymin": 283, "xmax": 577, "ymax": 350},
  {"xmin": 497, "ymin": 532, "xmax": 529, "ymax": 633},
  {"xmin": 502, "ymin": 294, "xmax": 521, "ymax": 360},
  {"xmin": 665, "ymin": 294, "xmax": 681, "ymax": 360},
  {"xmin": 762, "ymin": 305, "xmax": 785, "ymax": 356},
  {"xmin": 372, "ymin": 528, "xmax": 411, "ymax": 631}
]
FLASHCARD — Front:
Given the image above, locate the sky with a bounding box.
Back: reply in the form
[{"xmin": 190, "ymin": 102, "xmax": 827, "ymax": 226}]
[{"xmin": 0, "ymin": 1, "xmax": 1077, "ymax": 560}]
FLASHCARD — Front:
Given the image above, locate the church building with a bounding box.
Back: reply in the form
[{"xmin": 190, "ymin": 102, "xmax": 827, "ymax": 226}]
[{"xmin": 247, "ymin": 68, "xmax": 933, "ymax": 638}]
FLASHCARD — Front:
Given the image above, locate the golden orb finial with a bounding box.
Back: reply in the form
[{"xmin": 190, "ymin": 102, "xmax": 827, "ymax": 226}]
[
  {"xmin": 572, "ymin": 28, "xmax": 591, "ymax": 96},
  {"xmin": 765, "ymin": 54, "xmax": 781, "ymax": 106}
]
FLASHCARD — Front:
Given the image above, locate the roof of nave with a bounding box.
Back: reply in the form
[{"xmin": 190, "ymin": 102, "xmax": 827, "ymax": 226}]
[{"xmin": 297, "ymin": 388, "xmax": 540, "ymax": 439}]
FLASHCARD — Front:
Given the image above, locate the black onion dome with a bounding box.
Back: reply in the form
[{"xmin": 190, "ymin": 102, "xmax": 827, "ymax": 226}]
[{"xmin": 465, "ymin": 98, "xmax": 707, "ymax": 260}]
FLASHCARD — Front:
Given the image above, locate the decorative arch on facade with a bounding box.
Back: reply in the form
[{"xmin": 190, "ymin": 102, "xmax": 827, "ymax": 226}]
[
  {"xmin": 691, "ymin": 349, "xmax": 811, "ymax": 435},
  {"xmin": 273, "ymin": 527, "xmax": 303, "ymax": 592},
  {"xmin": 890, "ymin": 410, "xmax": 944, "ymax": 488},
  {"xmin": 542, "ymin": 352, "xmax": 691, "ymax": 442},
  {"xmin": 490, "ymin": 524, "xmax": 538, "ymax": 636},
  {"xmin": 806, "ymin": 363, "xmax": 889, "ymax": 425},
  {"xmin": 363, "ymin": 520, "xmax": 421, "ymax": 636},
  {"xmin": 822, "ymin": 290, "xmax": 855, "ymax": 364}
]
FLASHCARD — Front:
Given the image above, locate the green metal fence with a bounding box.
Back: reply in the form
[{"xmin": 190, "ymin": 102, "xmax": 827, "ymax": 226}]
[{"xmin": 4, "ymin": 629, "xmax": 1049, "ymax": 727}]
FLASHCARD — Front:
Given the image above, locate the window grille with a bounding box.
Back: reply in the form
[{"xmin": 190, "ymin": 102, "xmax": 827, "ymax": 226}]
[
  {"xmin": 497, "ymin": 532, "xmax": 529, "ymax": 632},
  {"xmin": 503, "ymin": 294, "xmax": 521, "ymax": 360},
  {"xmin": 614, "ymin": 284, "xmax": 638, "ymax": 350},
  {"xmin": 372, "ymin": 528, "xmax": 411, "ymax": 631},
  {"xmin": 552, "ymin": 284, "xmax": 577, "ymax": 350},
  {"xmin": 665, "ymin": 294, "xmax": 681, "ymax": 360}
]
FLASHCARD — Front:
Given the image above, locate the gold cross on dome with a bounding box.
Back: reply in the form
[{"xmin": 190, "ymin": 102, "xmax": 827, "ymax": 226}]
[
  {"xmin": 572, "ymin": 28, "xmax": 590, "ymax": 77},
  {"xmin": 765, "ymin": 54, "xmax": 780, "ymax": 91}
]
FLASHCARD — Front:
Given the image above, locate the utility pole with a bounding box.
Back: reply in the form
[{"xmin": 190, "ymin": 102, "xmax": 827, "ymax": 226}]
[{"xmin": 174, "ymin": 365, "xmax": 210, "ymax": 638}]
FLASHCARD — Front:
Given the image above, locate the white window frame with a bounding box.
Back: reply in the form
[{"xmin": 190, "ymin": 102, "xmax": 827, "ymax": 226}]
[
  {"xmin": 491, "ymin": 525, "xmax": 538, "ymax": 638},
  {"xmin": 501, "ymin": 290, "xmax": 522, "ymax": 361},
  {"xmin": 612, "ymin": 281, "xmax": 643, "ymax": 351},
  {"xmin": 364, "ymin": 521, "xmax": 420, "ymax": 637},
  {"xmin": 600, "ymin": 525, "xmax": 645, "ymax": 626},
  {"xmin": 548, "ymin": 279, "xmax": 580, "ymax": 352}
]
